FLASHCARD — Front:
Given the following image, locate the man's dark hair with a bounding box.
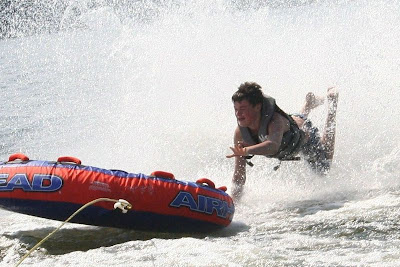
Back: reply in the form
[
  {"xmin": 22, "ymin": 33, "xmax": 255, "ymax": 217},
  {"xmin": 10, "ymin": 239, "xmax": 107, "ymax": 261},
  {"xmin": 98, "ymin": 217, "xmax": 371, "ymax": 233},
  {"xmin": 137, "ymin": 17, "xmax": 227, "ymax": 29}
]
[{"xmin": 232, "ymin": 82, "xmax": 264, "ymax": 106}]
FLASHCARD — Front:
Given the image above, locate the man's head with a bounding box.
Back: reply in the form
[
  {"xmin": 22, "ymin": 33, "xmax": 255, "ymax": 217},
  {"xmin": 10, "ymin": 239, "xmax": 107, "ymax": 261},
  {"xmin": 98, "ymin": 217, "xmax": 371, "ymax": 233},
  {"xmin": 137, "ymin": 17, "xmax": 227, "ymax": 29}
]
[
  {"xmin": 232, "ymin": 82, "xmax": 264, "ymax": 107},
  {"xmin": 232, "ymin": 82, "xmax": 264, "ymax": 128}
]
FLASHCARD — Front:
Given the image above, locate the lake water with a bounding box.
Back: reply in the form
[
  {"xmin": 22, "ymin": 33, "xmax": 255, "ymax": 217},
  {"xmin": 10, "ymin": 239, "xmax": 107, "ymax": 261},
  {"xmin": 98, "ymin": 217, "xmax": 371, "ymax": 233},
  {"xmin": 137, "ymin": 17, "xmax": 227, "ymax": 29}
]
[{"xmin": 1, "ymin": 0, "xmax": 400, "ymax": 266}]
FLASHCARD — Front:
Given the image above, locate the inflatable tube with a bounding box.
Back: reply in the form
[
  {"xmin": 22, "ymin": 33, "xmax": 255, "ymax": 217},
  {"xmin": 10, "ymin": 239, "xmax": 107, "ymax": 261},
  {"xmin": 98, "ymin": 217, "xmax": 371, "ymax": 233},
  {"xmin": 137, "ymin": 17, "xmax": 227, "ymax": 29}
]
[{"xmin": 0, "ymin": 154, "xmax": 234, "ymax": 232}]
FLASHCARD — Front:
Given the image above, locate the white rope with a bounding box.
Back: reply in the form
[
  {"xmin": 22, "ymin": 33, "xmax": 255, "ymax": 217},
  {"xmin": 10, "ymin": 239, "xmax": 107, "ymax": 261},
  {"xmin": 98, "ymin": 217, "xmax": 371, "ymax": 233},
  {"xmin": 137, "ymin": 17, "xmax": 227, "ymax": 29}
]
[{"xmin": 15, "ymin": 198, "xmax": 132, "ymax": 267}]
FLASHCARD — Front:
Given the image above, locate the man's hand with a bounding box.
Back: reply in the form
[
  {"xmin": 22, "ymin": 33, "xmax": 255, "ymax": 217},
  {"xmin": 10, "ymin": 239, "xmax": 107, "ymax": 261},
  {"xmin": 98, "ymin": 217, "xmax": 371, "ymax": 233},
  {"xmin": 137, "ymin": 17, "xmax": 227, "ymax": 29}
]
[{"xmin": 226, "ymin": 143, "xmax": 249, "ymax": 158}]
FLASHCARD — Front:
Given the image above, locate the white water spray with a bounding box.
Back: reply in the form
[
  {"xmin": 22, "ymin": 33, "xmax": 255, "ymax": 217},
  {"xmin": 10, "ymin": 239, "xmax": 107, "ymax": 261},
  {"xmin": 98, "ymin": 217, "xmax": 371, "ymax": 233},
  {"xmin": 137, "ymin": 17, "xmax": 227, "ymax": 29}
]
[{"xmin": 1, "ymin": 0, "xmax": 400, "ymax": 265}]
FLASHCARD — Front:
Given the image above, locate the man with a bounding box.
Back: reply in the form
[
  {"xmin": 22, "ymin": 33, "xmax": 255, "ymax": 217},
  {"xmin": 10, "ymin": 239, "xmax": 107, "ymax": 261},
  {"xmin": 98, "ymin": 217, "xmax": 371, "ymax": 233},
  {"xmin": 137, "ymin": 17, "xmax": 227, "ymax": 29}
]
[{"xmin": 226, "ymin": 82, "xmax": 339, "ymax": 200}]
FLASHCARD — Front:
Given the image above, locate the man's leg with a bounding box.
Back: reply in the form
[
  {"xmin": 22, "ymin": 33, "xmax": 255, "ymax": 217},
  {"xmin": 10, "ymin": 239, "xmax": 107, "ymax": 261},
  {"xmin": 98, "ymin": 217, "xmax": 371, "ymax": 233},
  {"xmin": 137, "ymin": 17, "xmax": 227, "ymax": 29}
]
[
  {"xmin": 292, "ymin": 88, "xmax": 338, "ymax": 174},
  {"xmin": 300, "ymin": 92, "xmax": 325, "ymax": 118},
  {"xmin": 292, "ymin": 92, "xmax": 325, "ymax": 129},
  {"xmin": 321, "ymin": 87, "xmax": 339, "ymax": 160}
]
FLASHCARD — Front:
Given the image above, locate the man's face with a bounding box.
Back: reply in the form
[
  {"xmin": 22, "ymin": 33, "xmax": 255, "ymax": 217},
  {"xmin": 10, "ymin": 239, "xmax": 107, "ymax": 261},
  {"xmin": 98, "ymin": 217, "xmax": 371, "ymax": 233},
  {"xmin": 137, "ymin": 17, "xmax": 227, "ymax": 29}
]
[{"xmin": 234, "ymin": 100, "xmax": 261, "ymax": 128}]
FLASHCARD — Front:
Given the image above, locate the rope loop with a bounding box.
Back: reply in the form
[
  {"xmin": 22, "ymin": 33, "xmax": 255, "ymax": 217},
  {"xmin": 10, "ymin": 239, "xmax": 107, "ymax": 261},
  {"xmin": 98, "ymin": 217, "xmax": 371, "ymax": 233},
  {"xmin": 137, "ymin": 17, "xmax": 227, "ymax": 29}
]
[{"xmin": 15, "ymin": 198, "xmax": 131, "ymax": 267}]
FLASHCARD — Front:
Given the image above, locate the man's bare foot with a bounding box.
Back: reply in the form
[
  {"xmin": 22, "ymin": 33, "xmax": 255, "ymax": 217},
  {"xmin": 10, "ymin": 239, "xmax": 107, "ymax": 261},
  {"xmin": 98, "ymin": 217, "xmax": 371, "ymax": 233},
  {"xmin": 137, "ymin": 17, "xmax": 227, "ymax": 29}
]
[
  {"xmin": 327, "ymin": 87, "xmax": 339, "ymax": 101},
  {"xmin": 305, "ymin": 92, "xmax": 325, "ymax": 110},
  {"xmin": 327, "ymin": 87, "xmax": 339, "ymax": 110}
]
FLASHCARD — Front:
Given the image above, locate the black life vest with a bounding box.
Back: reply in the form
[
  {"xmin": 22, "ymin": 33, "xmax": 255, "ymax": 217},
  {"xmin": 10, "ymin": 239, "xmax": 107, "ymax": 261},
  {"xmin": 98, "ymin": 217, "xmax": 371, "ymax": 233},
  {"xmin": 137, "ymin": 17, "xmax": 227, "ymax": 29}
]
[{"xmin": 239, "ymin": 95, "xmax": 305, "ymax": 160}]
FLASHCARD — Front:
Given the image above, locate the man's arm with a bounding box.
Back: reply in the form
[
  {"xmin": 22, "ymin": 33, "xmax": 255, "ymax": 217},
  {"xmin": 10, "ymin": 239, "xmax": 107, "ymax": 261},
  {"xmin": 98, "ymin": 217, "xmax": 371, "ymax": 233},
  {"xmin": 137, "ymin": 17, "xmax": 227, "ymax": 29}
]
[
  {"xmin": 245, "ymin": 115, "xmax": 285, "ymax": 156},
  {"xmin": 231, "ymin": 127, "xmax": 246, "ymax": 201},
  {"xmin": 227, "ymin": 113, "xmax": 287, "ymax": 157},
  {"xmin": 227, "ymin": 113, "xmax": 288, "ymax": 201}
]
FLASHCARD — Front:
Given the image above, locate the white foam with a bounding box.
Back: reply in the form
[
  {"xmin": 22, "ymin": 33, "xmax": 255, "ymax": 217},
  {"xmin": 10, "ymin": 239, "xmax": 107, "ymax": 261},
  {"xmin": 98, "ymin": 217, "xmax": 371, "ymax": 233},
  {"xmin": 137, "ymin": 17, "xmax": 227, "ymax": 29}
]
[{"xmin": 1, "ymin": 0, "xmax": 400, "ymax": 266}]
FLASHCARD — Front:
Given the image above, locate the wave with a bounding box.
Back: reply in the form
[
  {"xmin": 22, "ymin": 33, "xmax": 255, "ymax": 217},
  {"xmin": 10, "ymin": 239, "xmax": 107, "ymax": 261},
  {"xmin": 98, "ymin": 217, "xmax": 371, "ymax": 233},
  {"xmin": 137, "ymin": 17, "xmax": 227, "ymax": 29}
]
[{"xmin": 1, "ymin": 0, "xmax": 342, "ymax": 40}]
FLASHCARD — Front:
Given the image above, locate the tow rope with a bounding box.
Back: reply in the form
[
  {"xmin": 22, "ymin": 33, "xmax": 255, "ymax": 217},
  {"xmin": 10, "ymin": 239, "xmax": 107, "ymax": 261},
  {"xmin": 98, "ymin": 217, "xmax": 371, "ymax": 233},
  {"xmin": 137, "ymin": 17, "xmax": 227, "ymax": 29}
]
[{"xmin": 15, "ymin": 198, "xmax": 132, "ymax": 267}]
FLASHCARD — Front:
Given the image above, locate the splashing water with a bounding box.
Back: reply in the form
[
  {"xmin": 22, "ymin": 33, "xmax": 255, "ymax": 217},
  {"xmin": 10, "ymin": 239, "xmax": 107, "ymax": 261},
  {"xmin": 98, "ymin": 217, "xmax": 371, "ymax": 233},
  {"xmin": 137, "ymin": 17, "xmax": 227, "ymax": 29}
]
[{"xmin": 1, "ymin": 0, "xmax": 400, "ymax": 266}]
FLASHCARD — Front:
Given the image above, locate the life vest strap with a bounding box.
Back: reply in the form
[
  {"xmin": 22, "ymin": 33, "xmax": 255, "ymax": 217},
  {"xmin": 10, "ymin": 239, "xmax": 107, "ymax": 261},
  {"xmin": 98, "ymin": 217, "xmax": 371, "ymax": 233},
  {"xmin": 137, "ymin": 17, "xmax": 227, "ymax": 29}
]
[{"xmin": 273, "ymin": 156, "xmax": 302, "ymax": 171}]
